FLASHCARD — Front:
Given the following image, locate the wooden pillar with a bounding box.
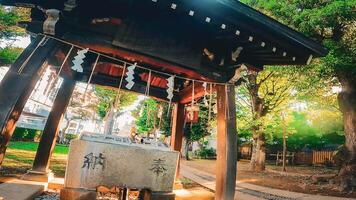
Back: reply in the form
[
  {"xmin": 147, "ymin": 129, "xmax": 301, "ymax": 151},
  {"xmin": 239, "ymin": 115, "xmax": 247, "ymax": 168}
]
[
  {"xmin": 32, "ymin": 77, "xmax": 76, "ymax": 173},
  {"xmin": 215, "ymin": 84, "xmax": 237, "ymax": 200},
  {"xmin": 170, "ymin": 103, "xmax": 185, "ymax": 179},
  {"xmin": 0, "ymin": 35, "xmax": 57, "ymax": 165},
  {"xmin": 170, "ymin": 103, "xmax": 185, "ymax": 152}
]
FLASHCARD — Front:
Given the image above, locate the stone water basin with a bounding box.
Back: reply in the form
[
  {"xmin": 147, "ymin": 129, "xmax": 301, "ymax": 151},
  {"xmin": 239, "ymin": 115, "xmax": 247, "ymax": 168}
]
[{"xmin": 64, "ymin": 134, "xmax": 179, "ymax": 193}]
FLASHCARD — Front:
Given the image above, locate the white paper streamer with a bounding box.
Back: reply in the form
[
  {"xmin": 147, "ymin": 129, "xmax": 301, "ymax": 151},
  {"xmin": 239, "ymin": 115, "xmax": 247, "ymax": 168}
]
[
  {"xmin": 166, "ymin": 75, "xmax": 175, "ymax": 117},
  {"xmin": 203, "ymin": 82, "xmax": 208, "ymax": 106},
  {"xmin": 71, "ymin": 48, "xmax": 88, "ymax": 73},
  {"xmin": 125, "ymin": 63, "xmax": 136, "ymax": 89},
  {"xmin": 166, "ymin": 76, "xmax": 175, "ymax": 100}
]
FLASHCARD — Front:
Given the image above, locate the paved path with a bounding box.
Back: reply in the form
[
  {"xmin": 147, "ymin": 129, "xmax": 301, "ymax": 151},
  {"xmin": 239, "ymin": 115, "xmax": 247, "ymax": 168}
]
[
  {"xmin": 180, "ymin": 165, "xmax": 355, "ymax": 200},
  {"xmin": 0, "ymin": 179, "xmax": 45, "ymax": 200}
]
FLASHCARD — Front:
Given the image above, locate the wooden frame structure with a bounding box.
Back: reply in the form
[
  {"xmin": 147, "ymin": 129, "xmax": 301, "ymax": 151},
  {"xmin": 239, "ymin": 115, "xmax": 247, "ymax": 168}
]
[{"xmin": 0, "ymin": 1, "xmax": 327, "ymax": 199}]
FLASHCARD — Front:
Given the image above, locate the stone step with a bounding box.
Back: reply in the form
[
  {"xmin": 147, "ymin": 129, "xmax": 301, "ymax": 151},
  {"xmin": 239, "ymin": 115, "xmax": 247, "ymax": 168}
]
[
  {"xmin": 48, "ymin": 178, "xmax": 64, "ymax": 190},
  {"xmin": 174, "ymin": 188, "xmax": 214, "ymax": 200},
  {"xmin": 0, "ymin": 179, "xmax": 45, "ymax": 200}
]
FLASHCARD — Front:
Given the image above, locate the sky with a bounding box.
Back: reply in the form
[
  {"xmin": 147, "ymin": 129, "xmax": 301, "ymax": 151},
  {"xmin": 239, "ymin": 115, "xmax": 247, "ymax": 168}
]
[{"xmin": 0, "ymin": 36, "xmax": 30, "ymax": 48}]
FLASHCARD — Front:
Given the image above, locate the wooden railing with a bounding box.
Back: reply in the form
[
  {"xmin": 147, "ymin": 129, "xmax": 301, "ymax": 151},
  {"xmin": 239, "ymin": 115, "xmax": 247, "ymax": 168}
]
[{"xmin": 295, "ymin": 151, "xmax": 334, "ymax": 166}]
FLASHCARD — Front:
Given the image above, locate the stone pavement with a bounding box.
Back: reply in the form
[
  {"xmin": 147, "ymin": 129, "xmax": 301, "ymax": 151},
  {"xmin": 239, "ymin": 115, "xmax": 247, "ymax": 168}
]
[
  {"xmin": 180, "ymin": 164, "xmax": 355, "ymax": 200},
  {"xmin": 0, "ymin": 179, "xmax": 45, "ymax": 200}
]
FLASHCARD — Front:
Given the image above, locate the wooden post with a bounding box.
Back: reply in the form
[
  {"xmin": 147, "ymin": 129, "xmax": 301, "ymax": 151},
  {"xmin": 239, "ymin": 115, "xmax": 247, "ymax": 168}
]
[
  {"xmin": 216, "ymin": 84, "xmax": 237, "ymax": 200},
  {"xmin": 171, "ymin": 103, "xmax": 185, "ymax": 152},
  {"xmin": 32, "ymin": 77, "xmax": 76, "ymax": 174},
  {"xmin": 0, "ymin": 35, "xmax": 57, "ymax": 165},
  {"xmin": 170, "ymin": 103, "xmax": 185, "ymax": 181}
]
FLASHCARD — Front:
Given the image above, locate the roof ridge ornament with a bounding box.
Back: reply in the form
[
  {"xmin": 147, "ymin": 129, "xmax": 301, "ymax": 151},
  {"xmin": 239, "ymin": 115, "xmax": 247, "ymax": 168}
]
[
  {"xmin": 232, "ymin": 47, "xmax": 243, "ymax": 62},
  {"xmin": 228, "ymin": 64, "xmax": 248, "ymax": 84},
  {"xmin": 43, "ymin": 9, "xmax": 60, "ymax": 35},
  {"xmin": 64, "ymin": 0, "xmax": 77, "ymax": 12}
]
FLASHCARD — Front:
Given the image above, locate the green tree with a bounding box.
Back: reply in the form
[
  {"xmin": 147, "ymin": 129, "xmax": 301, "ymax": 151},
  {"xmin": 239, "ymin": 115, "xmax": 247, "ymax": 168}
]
[
  {"xmin": 135, "ymin": 98, "xmax": 159, "ymax": 135},
  {"xmin": 0, "ymin": 46, "xmax": 22, "ymax": 65},
  {"xmin": 0, "ymin": 6, "xmax": 29, "ymax": 65},
  {"xmin": 238, "ymin": 67, "xmax": 296, "ymax": 171},
  {"xmin": 183, "ymin": 104, "xmax": 212, "ymax": 160},
  {"xmin": 60, "ymin": 86, "xmax": 97, "ymax": 142},
  {"xmin": 94, "ymin": 87, "xmax": 137, "ymax": 134},
  {"xmin": 243, "ymin": 0, "xmax": 356, "ymax": 190},
  {"xmin": 134, "ymin": 98, "xmax": 172, "ymax": 137}
]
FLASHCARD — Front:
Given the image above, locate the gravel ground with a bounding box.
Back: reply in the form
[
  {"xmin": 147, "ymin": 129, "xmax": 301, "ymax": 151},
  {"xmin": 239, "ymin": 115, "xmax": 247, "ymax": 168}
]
[{"xmin": 34, "ymin": 191, "xmax": 59, "ymax": 200}]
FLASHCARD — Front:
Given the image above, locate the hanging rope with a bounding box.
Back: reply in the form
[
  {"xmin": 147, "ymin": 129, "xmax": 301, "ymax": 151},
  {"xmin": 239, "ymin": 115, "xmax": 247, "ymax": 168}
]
[
  {"xmin": 36, "ymin": 34, "xmax": 233, "ymax": 86},
  {"xmin": 208, "ymin": 83, "xmax": 213, "ymax": 125},
  {"xmin": 190, "ymin": 80, "xmax": 195, "ymax": 130},
  {"xmin": 53, "ymin": 45, "xmax": 74, "ymax": 81},
  {"xmin": 144, "ymin": 70, "xmax": 152, "ymax": 96},
  {"xmin": 191, "ymin": 80, "xmax": 195, "ymax": 106},
  {"xmin": 17, "ymin": 36, "xmax": 48, "ymax": 74},
  {"xmin": 146, "ymin": 101, "xmax": 151, "ymax": 126},
  {"xmin": 42, "ymin": 45, "xmax": 75, "ymax": 106},
  {"xmin": 82, "ymin": 54, "xmax": 100, "ymax": 101},
  {"xmin": 113, "ymin": 63, "xmax": 127, "ymax": 108}
]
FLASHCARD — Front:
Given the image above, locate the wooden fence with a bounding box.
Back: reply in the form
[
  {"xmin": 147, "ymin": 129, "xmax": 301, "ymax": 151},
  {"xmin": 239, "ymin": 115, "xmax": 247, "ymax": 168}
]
[
  {"xmin": 237, "ymin": 145, "xmax": 335, "ymax": 166},
  {"xmin": 295, "ymin": 151, "xmax": 334, "ymax": 166},
  {"xmin": 238, "ymin": 144, "xmax": 252, "ymax": 159}
]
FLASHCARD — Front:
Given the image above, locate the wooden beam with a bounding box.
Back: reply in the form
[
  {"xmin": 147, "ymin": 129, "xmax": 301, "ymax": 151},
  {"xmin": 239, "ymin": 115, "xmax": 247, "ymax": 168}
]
[
  {"xmin": 88, "ymin": 74, "xmax": 179, "ymax": 103},
  {"xmin": 32, "ymin": 77, "xmax": 76, "ymax": 173},
  {"xmin": 179, "ymin": 82, "xmax": 216, "ymax": 104},
  {"xmin": 170, "ymin": 103, "xmax": 185, "ymax": 178},
  {"xmin": 215, "ymin": 84, "xmax": 237, "ymax": 200},
  {"xmin": 0, "ymin": 35, "xmax": 58, "ymax": 164}
]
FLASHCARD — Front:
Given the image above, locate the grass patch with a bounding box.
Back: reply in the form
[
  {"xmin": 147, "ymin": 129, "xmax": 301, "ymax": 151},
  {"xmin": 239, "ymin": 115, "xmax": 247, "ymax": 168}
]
[
  {"xmin": 8, "ymin": 141, "xmax": 69, "ymax": 154},
  {"xmin": 2, "ymin": 141, "xmax": 69, "ymax": 178},
  {"xmin": 5, "ymin": 153, "xmax": 33, "ymax": 164}
]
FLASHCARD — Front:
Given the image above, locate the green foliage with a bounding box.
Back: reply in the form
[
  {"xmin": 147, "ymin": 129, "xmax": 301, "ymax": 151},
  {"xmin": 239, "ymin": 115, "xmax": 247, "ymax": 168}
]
[
  {"xmin": 94, "ymin": 87, "xmax": 137, "ymax": 119},
  {"xmin": 134, "ymin": 98, "xmax": 172, "ymax": 136},
  {"xmin": 267, "ymin": 112, "xmax": 344, "ymax": 152},
  {"xmin": 0, "ymin": 46, "xmax": 22, "ymax": 65},
  {"xmin": 135, "ymin": 98, "xmax": 159, "ymax": 134},
  {"xmin": 237, "ymin": 0, "xmax": 353, "ymax": 156},
  {"xmin": 243, "ymin": 0, "xmax": 356, "ymax": 81},
  {"xmin": 11, "ymin": 127, "xmax": 42, "ymax": 141},
  {"xmin": 8, "ymin": 141, "xmax": 69, "ymax": 154},
  {"xmin": 0, "ymin": 6, "xmax": 29, "ymax": 39},
  {"xmin": 0, "ymin": 6, "xmax": 30, "ymax": 65},
  {"xmin": 184, "ymin": 104, "xmax": 212, "ymax": 143},
  {"xmin": 159, "ymin": 103, "xmax": 174, "ymax": 136},
  {"xmin": 194, "ymin": 140, "xmax": 216, "ymax": 159},
  {"xmin": 236, "ymin": 68, "xmax": 298, "ymax": 145}
]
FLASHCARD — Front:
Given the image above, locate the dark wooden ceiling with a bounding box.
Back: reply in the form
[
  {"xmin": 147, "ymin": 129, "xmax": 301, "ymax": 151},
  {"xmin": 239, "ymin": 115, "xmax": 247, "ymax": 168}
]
[{"xmin": 1, "ymin": 0, "xmax": 328, "ymax": 103}]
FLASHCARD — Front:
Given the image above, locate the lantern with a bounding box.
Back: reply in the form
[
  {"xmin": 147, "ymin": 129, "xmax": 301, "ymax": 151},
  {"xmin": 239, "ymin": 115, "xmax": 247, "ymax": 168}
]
[{"xmin": 185, "ymin": 105, "xmax": 200, "ymax": 123}]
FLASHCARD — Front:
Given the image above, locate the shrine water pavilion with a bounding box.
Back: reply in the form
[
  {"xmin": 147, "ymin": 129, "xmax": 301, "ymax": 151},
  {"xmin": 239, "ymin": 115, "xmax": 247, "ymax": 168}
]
[{"xmin": 0, "ymin": 0, "xmax": 327, "ymax": 199}]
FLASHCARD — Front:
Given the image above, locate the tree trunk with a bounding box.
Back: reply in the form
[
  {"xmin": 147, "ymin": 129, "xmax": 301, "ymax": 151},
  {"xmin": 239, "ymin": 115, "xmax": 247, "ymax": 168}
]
[
  {"xmin": 249, "ymin": 131, "xmax": 266, "ymax": 171},
  {"xmin": 104, "ymin": 104, "xmax": 116, "ymax": 135},
  {"xmin": 248, "ymin": 72, "xmax": 267, "ymax": 171},
  {"xmin": 60, "ymin": 113, "xmax": 72, "ymax": 143},
  {"xmin": 336, "ymin": 72, "xmax": 356, "ymax": 191},
  {"xmin": 184, "ymin": 138, "xmax": 190, "ymax": 161}
]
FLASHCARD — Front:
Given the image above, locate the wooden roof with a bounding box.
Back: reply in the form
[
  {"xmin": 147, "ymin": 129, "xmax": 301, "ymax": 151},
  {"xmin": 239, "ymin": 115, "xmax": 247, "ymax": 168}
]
[{"xmin": 1, "ymin": 0, "xmax": 328, "ymax": 103}]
